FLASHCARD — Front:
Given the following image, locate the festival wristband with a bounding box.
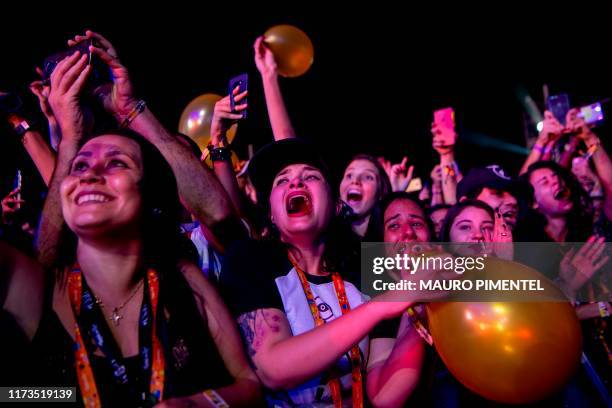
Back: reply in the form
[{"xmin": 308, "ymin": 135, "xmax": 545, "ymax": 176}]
[
  {"xmin": 598, "ymin": 302, "xmax": 610, "ymax": 318},
  {"xmin": 202, "ymin": 389, "xmax": 229, "ymax": 408},
  {"xmin": 120, "ymin": 100, "xmax": 146, "ymax": 128}
]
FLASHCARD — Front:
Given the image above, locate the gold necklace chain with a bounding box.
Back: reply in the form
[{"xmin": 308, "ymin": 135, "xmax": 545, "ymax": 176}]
[{"xmin": 94, "ymin": 279, "xmax": 144, "ymax": 326}]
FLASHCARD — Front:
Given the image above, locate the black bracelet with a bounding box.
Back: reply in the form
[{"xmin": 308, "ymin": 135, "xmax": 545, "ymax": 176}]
[
  {"xmin": 209, "ymin": 146, "xmax": 232, "ymax": 162},
  {"xmin": 13, "ymin": 119, "xmax": 34, "ymax": 140}
]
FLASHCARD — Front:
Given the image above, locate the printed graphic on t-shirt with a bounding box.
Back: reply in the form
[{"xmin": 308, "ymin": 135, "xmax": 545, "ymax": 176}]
[{"xmin": 269, "ymin": 267, "xmax": 369, "ymax": 406}]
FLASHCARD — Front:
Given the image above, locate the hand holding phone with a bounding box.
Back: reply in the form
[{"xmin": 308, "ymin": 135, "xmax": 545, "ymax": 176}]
[
  {"xmin": 547, "ymin": 94, "xmax": 571, "ymax": 126},
  {"xmin": 432, "ymin": 108, "xmax": 457, "ymax": 153},
  {"xmin": 14, "ymin": 170, "xmax": 22, "ymax": 202},
  {"xmin": 229, "ymin": 73, "xmax": 248, "ymax": 119},
  {"xmin": 434, "ymin": 107, "xmax": 455, "ymax": 130},
  {"xmin": 42, "ymin": 39, "xmax": 111, "ymax": 88},
  {"xmin": 578, "ymin": 102, "xmax": 604, "ymax": 125}
]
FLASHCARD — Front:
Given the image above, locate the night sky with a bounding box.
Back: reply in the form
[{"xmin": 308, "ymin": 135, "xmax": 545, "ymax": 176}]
[{"xmin": 2, "ymin": 6, "xmax": 611, "ymax": 218}]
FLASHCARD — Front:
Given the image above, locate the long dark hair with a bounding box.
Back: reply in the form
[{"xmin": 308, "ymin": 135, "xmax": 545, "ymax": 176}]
[
  {"xmin": 439, "ymin": 199, "xmax": 495, "ymax": 243},
  {"xmin": 522, "ymin": 161, "xmax": 593, "ymax": 242},
  {"xmin": 54, "ymin": 129, "xmax": 187, "ymax": 277}
]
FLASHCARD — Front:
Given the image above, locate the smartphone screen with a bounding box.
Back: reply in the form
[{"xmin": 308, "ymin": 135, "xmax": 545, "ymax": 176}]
[
  {"xmin": 547, "ymin": 94, "xmax": 571, "ymax": 125},
  {"xmin": 229, "ymin": 73, "xmax": 248, "ymax": 119},
  {"xmin": 14, "ymin": 169, "xmax": 22, "ymax": 201},
  {"xmin": 578, "ymin": 102, "xmax": 604, "ymax": 125},
  {"xmin": 434, "ymin": 107, "xmax": 455, "ymax": 130}
]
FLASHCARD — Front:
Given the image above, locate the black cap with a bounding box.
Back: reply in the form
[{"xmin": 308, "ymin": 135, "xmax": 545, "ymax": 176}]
[
  {"xmin": 457, "ymin": 165, "xmax": 524, "ymax": 200},
  {"xmin": 248, "ymin": 138, "xmax": 330, "ymax": 197}
]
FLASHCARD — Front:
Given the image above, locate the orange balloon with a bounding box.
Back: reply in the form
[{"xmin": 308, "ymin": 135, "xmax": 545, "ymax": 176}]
[
  {"xmin": 264, "ymin": 25, "xmax": 314, "ymax": 78},
  {"xmin": 426, "ymin": 259, "xmax": 582, "ymax": 404},
  {"xmin": 178, "ymin": 93, "xmax": 237, "ymax": 151}
]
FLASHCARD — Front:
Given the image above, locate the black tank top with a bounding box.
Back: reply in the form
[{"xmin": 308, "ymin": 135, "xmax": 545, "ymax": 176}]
[{"xmin": 30, "ymin": 269, "xmax": 233, "ymax": 406}]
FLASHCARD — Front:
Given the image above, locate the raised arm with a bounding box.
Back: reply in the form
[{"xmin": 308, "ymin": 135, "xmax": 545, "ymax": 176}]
[
  {"xmin": 209, "ymin": 87, "xmax": 249, "ymax": 218},
  {"xmin": 36, "ymin": 51, "xmax": 91, "ymax": 267},
  {"xmin": 520, "ymin": 111, "xmax": 562, "ymax": 175},
  {"xmin": 82, "ymin": 30, "xmax": 245, "ymax": 250},
  {"xmin": 567, "ymin": 109, "xmax": 612, "ymax": 221},
  {"xmin": 5, "ymin": 104, "xmax": 56, "ymax": 186},
  {"xmin": 432, "ymin": 122, "xmax": 459, "ymax": 205},
  {"xmin": 254, "ymin": 36, "xmax": 296, "ymax": 141}
]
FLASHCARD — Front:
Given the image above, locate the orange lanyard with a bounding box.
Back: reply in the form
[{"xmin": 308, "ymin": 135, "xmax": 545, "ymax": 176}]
[
  {"xmin": 288, "ymin": 255, "xmax": 363, "ymax": 408},
  {"xmin": 68, "ymin": 267, "xmax": 165, "ymax": 407}
]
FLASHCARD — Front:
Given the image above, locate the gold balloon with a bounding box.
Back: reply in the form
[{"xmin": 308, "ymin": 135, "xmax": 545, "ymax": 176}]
[
  {"xmin": 178, "ymin": 93, "xmax": 237, "ymax": 151},
  {"xmin": 264, "ymin": 25, "xmax": 314, "ymax": 78},
  {"xmin": 426, "ymin": 258, "xmax": 582, "ymax": 404}
]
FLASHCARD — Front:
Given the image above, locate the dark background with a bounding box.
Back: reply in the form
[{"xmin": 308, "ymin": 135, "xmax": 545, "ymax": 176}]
[{"xmin": 2, "ymin": 7, "xmax": 611, "ymax": 219}]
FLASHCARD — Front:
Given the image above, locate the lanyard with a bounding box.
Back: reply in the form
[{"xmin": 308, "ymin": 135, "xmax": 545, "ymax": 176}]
[
  {"xmin": 288, "ymin": 255, "xmax": 363, "ymax": 408},
  {"xmin": 68, "ymin": 266, "xmax": 165, "ymax": 407}
]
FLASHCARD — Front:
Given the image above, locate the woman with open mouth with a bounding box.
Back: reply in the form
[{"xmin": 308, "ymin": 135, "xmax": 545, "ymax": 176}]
[
  {"xmin": 254, "ymin": 40, "xmax": 392, "ymax": 243},
  {"xmin": 339, "ymin": 155, "xmax": 392, "ymax": 240},
  {"xmin": 220, "ymin": 138, "xmax": 437, "ymax": 407},
  {"xmin": 524, "ymin": 161, "xmax": 594, "ymax": 243}
]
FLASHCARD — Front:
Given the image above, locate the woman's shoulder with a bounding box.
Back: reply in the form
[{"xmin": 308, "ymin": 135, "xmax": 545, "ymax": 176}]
[{"xmin": 223, "ymin": 238, "xmax": 290, "ymax": 279}]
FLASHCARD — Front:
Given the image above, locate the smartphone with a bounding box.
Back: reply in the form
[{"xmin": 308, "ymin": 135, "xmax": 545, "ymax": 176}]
[
  {"xmin": 578, "ymin": 102, "xmax": 604, "ymax": 125},
  {"xmin": 405, "ymin": 177, "xmax": 423, "ymax": 193},
  {"xmin": 42, "ymin": 39, "xmax": 111, "ymax": 88},
  {"xmin": 434, "ymin": 107, "xmax": 455, "ymax": 129},
  {"xmin": 229, "ymin": 73, "xmax": 248, "ymax": 119},
  {"xmin": 547, "ymin": 94, "xmax": 571, "ymax": 125},
  {"xmin": 13, "ymin": 169, "xmax": 22, "ymax": 202}
]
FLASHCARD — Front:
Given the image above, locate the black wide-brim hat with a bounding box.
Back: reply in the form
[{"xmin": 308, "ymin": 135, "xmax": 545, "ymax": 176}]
[{"xmin": 248, "ymin": 138, "xmax": 331, "ymax": 198}]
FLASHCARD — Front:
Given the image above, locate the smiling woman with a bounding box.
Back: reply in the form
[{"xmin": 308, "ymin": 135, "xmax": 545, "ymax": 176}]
[
  {"xmin": 61, "ymin": 134, "xmax": 144, "ymax": 237},
  {"xmin": 1, "ymin": 128, "xmax": 262, "ymax": 407}
]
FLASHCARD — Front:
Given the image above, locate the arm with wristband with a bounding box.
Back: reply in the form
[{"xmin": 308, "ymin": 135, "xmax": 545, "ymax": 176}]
[
  {"xmin": 567, "ymin": 108, "xmax": 612, "ymax": 220},
  {"xmin": 520, "ymin": 110, "xmax": 563, "ymax": 175},
  {"xmin": 209, "ymin": 89, "xmax": 250, "ymax": 220},
  {"xmin": 82, "ymin": 30, "xmax": 245, "ymax": 251},
  {"xmin": 5, "ymin": 109, "xmax": 56, "ymax": 187}
]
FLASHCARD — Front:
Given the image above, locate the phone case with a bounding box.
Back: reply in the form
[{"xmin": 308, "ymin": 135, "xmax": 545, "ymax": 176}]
[
  {"xmin": 434, "ymin": 108, "xmax": 455, "ymax": 129},
  {"xmin": 229, "ymin": 73, "xmax": 248, "ymax": 119}
]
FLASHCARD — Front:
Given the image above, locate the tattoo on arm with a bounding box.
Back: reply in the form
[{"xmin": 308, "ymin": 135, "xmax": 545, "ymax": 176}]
[{"xmin": 237, "ymin": 309, "xmax": 283, "ymax": 364}]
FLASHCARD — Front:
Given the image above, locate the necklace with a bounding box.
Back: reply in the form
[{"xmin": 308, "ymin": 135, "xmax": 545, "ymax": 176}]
[{"xmin": 93, "ymin": 279, "xmax": 144, "ymax": 326}]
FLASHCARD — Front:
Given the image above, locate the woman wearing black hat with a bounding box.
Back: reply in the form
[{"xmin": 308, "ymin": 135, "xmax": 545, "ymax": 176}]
[{"xmin": 221, "ymin": 138, "xmax": 435, "ymax": 407}]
